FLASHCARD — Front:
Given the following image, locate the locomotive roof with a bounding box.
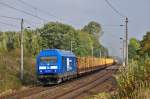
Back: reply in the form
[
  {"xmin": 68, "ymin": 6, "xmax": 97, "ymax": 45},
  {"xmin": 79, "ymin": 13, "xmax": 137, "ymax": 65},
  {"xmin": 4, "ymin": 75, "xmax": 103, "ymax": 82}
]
[{"xmin": 41, "ymin": 49, "xmax": 76, "ymax": 57}]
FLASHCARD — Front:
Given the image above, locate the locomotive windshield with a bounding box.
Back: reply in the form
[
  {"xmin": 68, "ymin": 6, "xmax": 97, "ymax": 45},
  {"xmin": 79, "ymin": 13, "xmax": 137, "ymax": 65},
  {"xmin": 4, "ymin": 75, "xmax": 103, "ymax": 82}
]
[{"xmin": 40, "ymin": 56, "xmax": 57, "ymax": 63}]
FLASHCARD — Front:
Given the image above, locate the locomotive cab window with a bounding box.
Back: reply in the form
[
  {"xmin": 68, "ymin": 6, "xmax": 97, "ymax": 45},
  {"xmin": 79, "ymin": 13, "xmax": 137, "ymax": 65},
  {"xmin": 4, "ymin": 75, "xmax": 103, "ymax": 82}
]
[{"xmin": 40, "ymin": 56, "xmax": 57, "ymax": 63}]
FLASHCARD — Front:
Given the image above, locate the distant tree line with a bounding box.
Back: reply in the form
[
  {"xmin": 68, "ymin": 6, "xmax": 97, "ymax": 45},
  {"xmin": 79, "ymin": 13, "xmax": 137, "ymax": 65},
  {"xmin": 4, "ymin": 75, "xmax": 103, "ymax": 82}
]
[{"xmin": 0, "ymin": 21, "xmax": 108, "ymax": 57}]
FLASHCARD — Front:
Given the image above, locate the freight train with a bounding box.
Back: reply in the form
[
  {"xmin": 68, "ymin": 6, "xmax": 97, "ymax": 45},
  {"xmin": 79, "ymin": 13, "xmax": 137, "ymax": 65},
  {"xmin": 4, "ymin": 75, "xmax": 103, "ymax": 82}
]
[{"xmin": 36, "ymin": 49, "xmax": 115, "ymax": 84}]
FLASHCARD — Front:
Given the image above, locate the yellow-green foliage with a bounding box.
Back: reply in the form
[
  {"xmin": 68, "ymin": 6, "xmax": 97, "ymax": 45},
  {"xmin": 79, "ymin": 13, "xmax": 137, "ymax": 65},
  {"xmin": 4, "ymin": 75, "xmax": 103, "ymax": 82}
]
[
  {"xmin": 87, "ymin": 92, "xmax": 111, "ymax": 99},
  {"xmin": 0, "ymin": 49, "xmax": 36, "ymax": 94},
  {"xmin": 135, "ymin": 88, "xmax": 150, "ymax": 99},
  {"xmin": 0, "ymin": 32, "xmax": 8, "ymax": 52},
  {"xmin": 114, "ymin": 57, "xmax": 150, "ymax": 98},
  {"xmin": 93, "ymin": 58, "xmax": 150, "ymax": 99}
]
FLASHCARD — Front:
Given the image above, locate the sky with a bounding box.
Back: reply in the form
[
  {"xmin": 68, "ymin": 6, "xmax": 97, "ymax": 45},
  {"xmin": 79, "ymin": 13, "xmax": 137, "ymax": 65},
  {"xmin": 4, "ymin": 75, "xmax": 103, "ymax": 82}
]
[{"xmin": 0, "ymin": 0, "xmax": 150, "ymax": 57}]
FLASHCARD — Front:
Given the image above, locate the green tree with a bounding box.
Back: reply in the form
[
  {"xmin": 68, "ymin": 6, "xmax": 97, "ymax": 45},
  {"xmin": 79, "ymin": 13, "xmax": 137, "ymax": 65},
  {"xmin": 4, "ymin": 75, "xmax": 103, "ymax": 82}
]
[
  {"xmin": 140, "ymin": 32, "xmax": 150, "ymax": 56},
  {"xmin": 38, "ymin": 22, "xmax": 76, "ymax": 50},
  {"xmin": 128, "ymin": 38, "xmax": 140, "ymax": 59},
  {"xmin": 0, "ymin": 32, "xmax": 7, "ymax": 52},
  {"xmin": 0, "ymin": 21, "xmax": 108, "ymax": 57},
  {"xmin": 0, "ymin": 31, "xmax": 18, "ymax": 52},
  {"xmin": 24, "ymin": 29, "xmax": 42, "ymax": 56},
  {"xmin": 82, "ymin": 21, "xmax": 103, "ymax": 39},
  {"xmin": 74, "ymin": 31, "xmax": 93, "ymax": 56}
]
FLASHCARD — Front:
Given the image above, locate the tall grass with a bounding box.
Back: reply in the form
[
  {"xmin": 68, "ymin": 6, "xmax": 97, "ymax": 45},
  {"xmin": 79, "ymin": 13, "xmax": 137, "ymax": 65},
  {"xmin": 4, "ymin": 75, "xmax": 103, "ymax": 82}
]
[
  {"xmin": 0, "ymin": 49, "xmax": 36, "ymax": 96},
  {"xmin": 114, "ymin": 57, "xmax": 150, "ymax": 99}
]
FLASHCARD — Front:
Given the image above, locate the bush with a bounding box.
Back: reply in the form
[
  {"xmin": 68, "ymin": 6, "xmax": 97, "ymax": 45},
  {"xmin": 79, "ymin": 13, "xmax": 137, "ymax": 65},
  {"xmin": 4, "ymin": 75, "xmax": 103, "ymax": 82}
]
[
  {"xmin": 0, "ymin": 51, "xmax": 36, "ymax": 95},
  {"xmin": 114, "ymin": 57, "xmax": 150, "ymax": 98}
]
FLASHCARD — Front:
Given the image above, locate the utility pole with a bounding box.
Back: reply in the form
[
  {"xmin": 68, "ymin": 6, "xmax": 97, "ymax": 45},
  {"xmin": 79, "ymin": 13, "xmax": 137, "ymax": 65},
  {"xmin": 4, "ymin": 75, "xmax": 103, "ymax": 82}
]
[
  {"xmin": 20, "ymin": 18, "xmax": 24, "ymax": 80},
  {"xmin": 125, "ymin": 17, "xmax": 128, "ymax": 66},
  {"xmin": 123, "ymin": 40, "xmax": 125, "ymax": 66},
  {"xmin": 120, "ymin": 37, "xmax": 125, "ymax": 66}
]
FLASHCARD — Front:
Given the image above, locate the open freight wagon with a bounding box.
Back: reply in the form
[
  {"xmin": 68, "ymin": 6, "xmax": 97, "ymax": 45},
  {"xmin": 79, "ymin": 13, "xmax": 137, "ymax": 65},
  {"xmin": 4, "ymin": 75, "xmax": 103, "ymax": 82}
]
[{"xmin": 77, "ymin": 57, "xmax": 114, "ymax": 74}]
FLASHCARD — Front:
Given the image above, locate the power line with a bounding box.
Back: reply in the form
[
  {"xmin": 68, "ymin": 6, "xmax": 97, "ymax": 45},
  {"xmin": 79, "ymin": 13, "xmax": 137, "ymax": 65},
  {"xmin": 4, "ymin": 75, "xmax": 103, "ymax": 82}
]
[
  {"xmin": 102, "ymin": 24, "xmax": 122, "ymax": 26},
  {"xmin": 0, "ymin": 21, "xmax": 19, "ymax": 28},
  {"xmin": 0, "ymin": 1, "xmax": 47, "ymax": 21},
  {"xmin": 16, "ymin": 0, "xmax": 37, "ymax": 10},
  {"xmin": 103, "ymin": 31, "xmax": 122, "ymax": 39},
  {"xmin": 0, "ymin": 15, "xmax": 40, "ymax": 28},
  {"xmin": 16, "ymin": 0, "xmax": 64, "ymax": 22},
  {"xmin": 15, "ymin": 0, "xmax": 38, "ymax": 17},
  {"xmin": 104, "ymin": 0, "xmax": 129, "ymax": 67},
  {"xmin": 102, "ymin": 24, "xmax": 125, "ymax": 28},
  {"xmin": 105, "ymin": 0, "xmax": 125, "ymax": 17},
  {"xmin": 0, "ymin": 15, "xmax": 20, "ymax": 20}
]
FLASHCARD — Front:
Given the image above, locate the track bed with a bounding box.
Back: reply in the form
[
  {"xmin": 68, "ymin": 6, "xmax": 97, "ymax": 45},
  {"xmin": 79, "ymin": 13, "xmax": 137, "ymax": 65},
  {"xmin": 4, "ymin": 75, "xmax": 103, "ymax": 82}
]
[{"xmin": 1, "ymin": 65, "xmax": 118, "ymax": 99}]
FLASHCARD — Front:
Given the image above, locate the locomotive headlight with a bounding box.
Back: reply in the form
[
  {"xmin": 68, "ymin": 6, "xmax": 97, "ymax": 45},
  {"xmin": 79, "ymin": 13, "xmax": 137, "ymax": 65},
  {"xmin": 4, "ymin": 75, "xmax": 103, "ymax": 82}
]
[
  {"xmin": 51, "ymin": 66, "xmax": 58, "ymax": 69},
  {"xmin": 39, "ymin": 66, "xmax": 46, "ymax": 70}
]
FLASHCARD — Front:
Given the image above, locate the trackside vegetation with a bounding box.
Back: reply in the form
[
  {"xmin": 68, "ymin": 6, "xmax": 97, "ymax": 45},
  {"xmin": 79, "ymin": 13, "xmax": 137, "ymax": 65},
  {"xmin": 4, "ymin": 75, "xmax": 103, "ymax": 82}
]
[
  {"xmin": 0, "ymin": 21, "xmax": 109, "ymax": 95},
  {"xmin": 91, "ymin": 32, "xmax": 150, "ymax": 99},
  {"xmin": 113, "ymin": 32, "xmax": 150, "ymax": 99},
  {"xmin": 0, "ymin": 49, "xmax": 36, "ymax": 95}
]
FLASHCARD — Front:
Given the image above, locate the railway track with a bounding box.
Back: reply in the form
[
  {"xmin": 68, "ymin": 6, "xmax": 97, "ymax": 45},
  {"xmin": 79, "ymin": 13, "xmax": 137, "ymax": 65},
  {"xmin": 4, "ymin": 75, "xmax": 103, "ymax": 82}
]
[
  {"xmin": 50, "ymin": 71, "xmax": 113, "ymax": 99},
  {"xmin": 1, "ymin": 65, "xmax": 118, "ymax": 99},
  {"xmin": 2, "ymin": 80, "xmax": 74, "ymax": 99},
  {"xmin": 75, "ymin": 77, "xmax": 116, "ymax": 99}
]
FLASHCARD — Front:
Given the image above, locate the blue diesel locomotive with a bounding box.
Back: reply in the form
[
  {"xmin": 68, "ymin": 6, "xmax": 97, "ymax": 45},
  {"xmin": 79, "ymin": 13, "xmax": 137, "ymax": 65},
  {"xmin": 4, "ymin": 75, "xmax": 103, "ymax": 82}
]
[{"xmin": 36, "ymin": 49, "xmax": 77, "ymax": 84}]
